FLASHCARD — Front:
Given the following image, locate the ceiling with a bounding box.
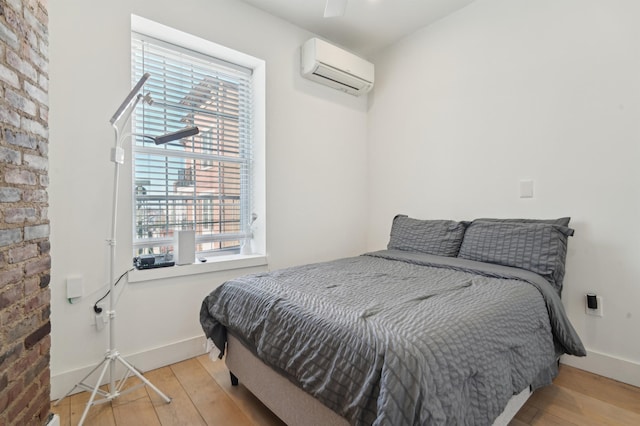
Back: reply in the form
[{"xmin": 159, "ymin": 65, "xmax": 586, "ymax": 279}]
[{"xmin": 238, "ymin": 0, "xmax": 477, "ymax": 56}]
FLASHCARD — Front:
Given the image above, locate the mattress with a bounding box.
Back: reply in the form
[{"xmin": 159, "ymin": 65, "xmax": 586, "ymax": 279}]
[
  {"xmin": 201, "ymin": 250, "xmax": 585, "ymax": 425},
  {"xmin": 224, "ymin": 333, "xmax": 532, "ymax": 426}
]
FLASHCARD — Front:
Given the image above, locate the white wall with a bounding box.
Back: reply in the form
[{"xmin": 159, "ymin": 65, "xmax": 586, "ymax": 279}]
[
  {"xmin": 50, "ymin": 0, "xmax": 640, "ymax": 398},
  {"xmin": 367, "ymin": 0, "xmax": 640, "ymax": 385},
  {"xmin": 48, "ymin": 0, "xmax": 369, "ymax": 397}
]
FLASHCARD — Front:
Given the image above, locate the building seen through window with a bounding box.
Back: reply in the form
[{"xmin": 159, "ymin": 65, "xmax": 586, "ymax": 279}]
[{"xmin": 132, "ymin": 33, "xmax": 253, "ymax": 257}]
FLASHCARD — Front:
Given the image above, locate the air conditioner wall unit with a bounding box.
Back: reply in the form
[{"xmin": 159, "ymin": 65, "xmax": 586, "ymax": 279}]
[{"xmin": 301, "ymin": 38, "xmax": 374, "ymax": 96}]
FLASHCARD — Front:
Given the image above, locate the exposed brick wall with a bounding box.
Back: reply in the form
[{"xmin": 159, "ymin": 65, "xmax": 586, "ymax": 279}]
[{"xmin": 0, "ymin": 0, "xmax": 51, "ymax": 425}]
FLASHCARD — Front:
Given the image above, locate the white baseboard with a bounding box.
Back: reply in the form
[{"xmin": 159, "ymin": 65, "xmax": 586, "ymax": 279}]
[
  {"xmin": 51, "ymin": 338, "xmax": 638, "ymax": 402},
  {"xmin": 561, "ymin": 348, "xmax": 640, "ymax": 388},
  {"xmin": 47, "ymin": 414, "xmax": 60, "ymax": 426},
  {"xmin": 50, "ymin": 335, "xmax": 207, "ymax": 400}
]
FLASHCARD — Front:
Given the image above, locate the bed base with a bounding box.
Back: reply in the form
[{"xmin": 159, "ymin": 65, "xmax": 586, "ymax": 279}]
[{"xmin": 225, "ymin": 334, "xmax": 531, "ymax": 426}]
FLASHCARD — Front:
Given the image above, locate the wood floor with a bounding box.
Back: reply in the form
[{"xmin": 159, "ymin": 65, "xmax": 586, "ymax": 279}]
[{"xmin": 52, "ymin": 357, "xmax": 640, "ymax": 425}]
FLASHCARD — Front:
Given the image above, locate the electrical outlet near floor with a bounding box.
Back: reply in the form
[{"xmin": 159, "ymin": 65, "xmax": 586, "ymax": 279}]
[
  {"xmin": 90, "ymin": 303, "xmax": 107, "ymax": 330},
  {"xmin": 585, "ymin": 295, "xmax": 603, "ymax": 317}
]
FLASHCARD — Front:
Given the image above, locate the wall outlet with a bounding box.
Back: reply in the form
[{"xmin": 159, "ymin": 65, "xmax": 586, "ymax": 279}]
[
  {"xmin": 92, "ymin": 304, "xmax": 108, "ymax": 331},
  {"xmin": 585, "ymin": 294, "xmax": 603, "ymax": 317},
  {"xmin": 95, "ymin": 311, "xmax": 106, "ymax": 331}
]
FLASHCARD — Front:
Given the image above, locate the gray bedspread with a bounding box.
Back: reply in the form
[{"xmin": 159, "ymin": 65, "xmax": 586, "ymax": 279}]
[{"xmin": 200, "ymin": 250, "xmax": 585, "ymax": 425}]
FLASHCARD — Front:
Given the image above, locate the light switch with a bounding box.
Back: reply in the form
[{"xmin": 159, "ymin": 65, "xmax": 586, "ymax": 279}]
[{"xmin": 519, "ymin": 180, "xmax": 534, "ymax": 198}]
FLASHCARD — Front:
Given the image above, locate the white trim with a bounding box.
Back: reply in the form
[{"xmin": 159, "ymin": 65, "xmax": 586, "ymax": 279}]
[
  {"xmin": 46, "ymin": 414, "xmax": 60, "ymax": 426},
  {"xmin": 493, "ymin": 386, "xmax": 531, "ymax": 426},
  {"xmin": 129, "ymin": 14, "xmax": 267, "ymax": 259},
  {"xmin": 128, "ymin": 254, "xmax": 267, "ymax": 283},
  {"xmin": 131, "ymin": 15, "xmax": 263, "ymax": 70},
  {"xmin": 561, "ymin": 349, "xmax": 640, "ymax": 388},
  {"xmin": 50, "ymin": 335, "xmax": 207, "ymax": 400}
]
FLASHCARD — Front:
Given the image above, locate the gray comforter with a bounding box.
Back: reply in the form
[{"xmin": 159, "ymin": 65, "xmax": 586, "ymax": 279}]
[{"xmin": 200, "ymin": 250, "xmax": 585, "ymax": 425}]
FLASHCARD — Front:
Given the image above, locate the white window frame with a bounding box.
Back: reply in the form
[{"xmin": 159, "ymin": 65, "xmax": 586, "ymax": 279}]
[{"xmin": 129, "ymin": 15, "xmax": 266, "ymax": 280}]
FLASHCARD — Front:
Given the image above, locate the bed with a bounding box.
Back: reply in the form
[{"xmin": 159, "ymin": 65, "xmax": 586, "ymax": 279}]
[{"xmin": 200, "ymin": 216, "xmax": 586, "ymax": 425}]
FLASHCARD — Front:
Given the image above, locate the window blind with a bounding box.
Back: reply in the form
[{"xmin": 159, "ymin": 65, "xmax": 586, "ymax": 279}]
[{"xmin": 131, "ymin": 33, "xmax": 254, "ymax": 256}]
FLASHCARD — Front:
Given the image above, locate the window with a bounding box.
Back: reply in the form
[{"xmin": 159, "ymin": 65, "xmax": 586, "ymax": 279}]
[{"xmin": 131, "ymin": 32, "xmax": 255, "ymax": 257}]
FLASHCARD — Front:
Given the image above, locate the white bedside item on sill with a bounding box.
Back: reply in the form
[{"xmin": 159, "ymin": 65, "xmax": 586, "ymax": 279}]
[{"xmin": 175, "ymin": 229, "xmax": 196, "ymax": 265}]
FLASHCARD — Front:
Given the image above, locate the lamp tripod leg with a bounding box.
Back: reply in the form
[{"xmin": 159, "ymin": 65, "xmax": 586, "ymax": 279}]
[
  {"xmin": 78, "ymin": 357, "xmax": 112, "ymax": 426},
  {"xmin": 53, "ymin": 356, "xmax": 110, "ymax": 407},
  {"xmin": 115, "ymin": 354, "xmax": 172, "ymax": 403},
  {"xmin": 53, "ymin": 351, "xmax": 171, "ymax": 426}
]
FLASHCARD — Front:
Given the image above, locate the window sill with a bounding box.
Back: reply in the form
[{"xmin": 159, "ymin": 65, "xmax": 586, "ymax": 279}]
[{"xmin": 128, "ymin": 253, "xmax": 268, "ymax": 283}]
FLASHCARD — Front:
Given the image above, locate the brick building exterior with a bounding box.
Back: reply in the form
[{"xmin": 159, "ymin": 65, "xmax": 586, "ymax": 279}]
[{"xmin": 0, "ymin": 0, "xmax": 51, "ymax": 424}]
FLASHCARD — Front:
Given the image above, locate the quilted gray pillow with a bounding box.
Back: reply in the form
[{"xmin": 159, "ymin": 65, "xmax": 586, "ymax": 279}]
[
  {"xmin": 387, "ymin": 215, "xmax": 468, "ymax": 257},
  {"xmin": 458, "ymin": 221, "xmax": 574, "ymax": 293}
]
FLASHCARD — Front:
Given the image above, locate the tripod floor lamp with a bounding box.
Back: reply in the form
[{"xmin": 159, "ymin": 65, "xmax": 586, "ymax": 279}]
[{"xmin": 55, "ymin": 73, "xmax": 199, "ymax": 425}]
